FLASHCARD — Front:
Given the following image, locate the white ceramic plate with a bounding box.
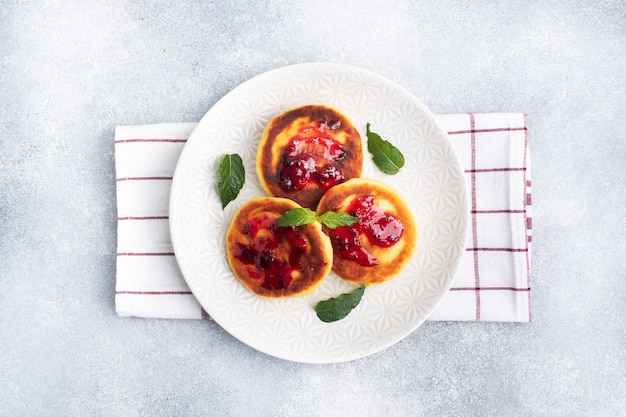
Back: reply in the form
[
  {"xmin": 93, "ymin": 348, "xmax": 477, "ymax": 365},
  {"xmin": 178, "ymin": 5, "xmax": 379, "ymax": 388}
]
[{"xmin": 170, "ymin": 63, "xmax": 469, "ymax": 363}]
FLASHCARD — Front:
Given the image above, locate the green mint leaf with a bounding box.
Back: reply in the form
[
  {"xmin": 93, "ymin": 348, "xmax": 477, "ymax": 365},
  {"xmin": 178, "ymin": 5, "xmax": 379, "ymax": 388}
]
[
  {"xmin": 276, "ymin": 207, "xmax": 319, "ymax": 227},
  {"xmin": 315, "ymin": 285, "xmax": 366, "ymax": 323},
  {"xmin": 277, "ymin": 209, "xmax": 359, "ymax": 229},
  {"xmin": 217, "ymin": 154, "xmax": 245, "ymax": 209},
  {"xmin": 366, "ymin": 123, "xmax": 405, "ymax": 175},
  {"xmin": 318, "ymin": 211, "xmax": 359, "ymax": 229}
]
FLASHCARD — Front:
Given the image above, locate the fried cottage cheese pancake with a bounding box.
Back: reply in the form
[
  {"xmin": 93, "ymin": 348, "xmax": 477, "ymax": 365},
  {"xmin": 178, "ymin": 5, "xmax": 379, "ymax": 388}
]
[
  {"xmin": 226, "ymin": 197, "xmax": 333, "ymax": 298},
  {"xmin": 256, "ymin": 105, "xmax": 363, "ymax": 209},
  {"xmin": 316, "ymin": 178, "xmax": 417, "ymax": 286}
]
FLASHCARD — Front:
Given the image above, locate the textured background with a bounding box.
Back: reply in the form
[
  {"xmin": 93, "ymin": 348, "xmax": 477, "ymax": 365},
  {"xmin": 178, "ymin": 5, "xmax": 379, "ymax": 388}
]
[{"xmin": 1, "ymin": 1, "xmax": 624, "ymax": 416}]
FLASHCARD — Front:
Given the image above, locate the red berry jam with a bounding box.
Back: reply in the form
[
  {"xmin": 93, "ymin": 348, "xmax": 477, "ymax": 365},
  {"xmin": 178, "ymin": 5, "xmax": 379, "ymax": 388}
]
[
  {"xmin": 278, "ymin": 125, "xmax": 347, "ymax": 192},
  {"xmin": 331, "ymin": 195, "xmax": 404, "ymax": 266},
  {"xmin": 235, "ymin": 214, "xmax": 307, "ymax": 291}
]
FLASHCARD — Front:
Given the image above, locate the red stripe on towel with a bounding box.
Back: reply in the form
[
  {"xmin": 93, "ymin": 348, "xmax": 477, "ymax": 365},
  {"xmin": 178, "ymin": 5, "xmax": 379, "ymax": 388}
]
[
  {"xmin": 523, "ymin": 113, "xmax": 532, "ymax": 321},
  {"xmin": 116, "ymin": 176, "xmax": 173, "ymax": 182},
  {"xmin": 450, "ymin": 286, "xmax": 531, "ymax": 292},
  {"xmin": 472, "ymin": 209, "xmax": 525, "ymax": 214},
  {"xmin": 115, "ymin": 290, "xmax": 192, "ymax": 295},
  {"xmin": 465, "ymin": 167, "xmax": 526, "ymax": 174},
  {"xmin": 469, "ymin": 113, "xmax": 481, "ymax": 320},
  {"xmin": 447, "ymin": 126, "xmax": 527, "ymax": 135},
  {"xmin": 115, "ymin": 138, "xmax": 188, "ymax": 144},
  {"xmin": 466, "ymin": 248, "xmax": 528, "ymax": 253},
  {"xmin": 118, "ymin": 216, "xmax": 169, "ymax": 220},
  {"xmin": 117, "ymin": 252, "xmax": 175, "ymax": 256}
]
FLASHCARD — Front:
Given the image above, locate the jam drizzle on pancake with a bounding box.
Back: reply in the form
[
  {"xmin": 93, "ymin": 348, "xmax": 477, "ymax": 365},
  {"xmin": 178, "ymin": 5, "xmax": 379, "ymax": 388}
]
[
  {"xmin": 331, "ymin": 194, "xmax": 404, "ymax": 267},
  {"xmin": 234, "ymin": 214, "xmax": 307, "ymax": 291},
  {"xmin": 257, "ymin": 105, "xmax": 363, "ymax": 209},
  {"xmin": 278, "ymin": 125, "xmax": 347, "ymax": 193}
]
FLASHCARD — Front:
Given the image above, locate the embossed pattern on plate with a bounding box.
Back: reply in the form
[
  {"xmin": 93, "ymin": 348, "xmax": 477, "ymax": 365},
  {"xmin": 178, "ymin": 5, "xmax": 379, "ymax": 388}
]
[{"xmin": 170, "ymin": 63, "xmax": 469, "ymax": 363}]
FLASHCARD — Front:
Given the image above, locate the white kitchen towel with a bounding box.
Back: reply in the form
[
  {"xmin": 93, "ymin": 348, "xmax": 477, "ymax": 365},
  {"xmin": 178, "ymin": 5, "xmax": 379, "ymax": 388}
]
[{"xmin": 114, "ymin": 113, "xmax": 532, "ymax": 322}]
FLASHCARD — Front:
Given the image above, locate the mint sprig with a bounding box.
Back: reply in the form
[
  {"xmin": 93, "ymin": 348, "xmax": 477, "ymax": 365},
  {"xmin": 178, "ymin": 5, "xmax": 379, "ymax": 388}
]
[
  {"xmin": 366, "ymin": 123, "xmax": 405, "ymax": 175},
  {"xmin": 276, "ymin": 207, "xmax": 319, "ymax": 227},
  {"xmin": 318, "ymin": 211, "xmax": 360, "ymax": 228},
  {"xmin": 315, "ymin": 285, "xmax": 365, "ymax": 323},
  {"xmin": 277, "ymin": 208, "xmax": 359, "ymax": 229},
  {"xmin": 217, "ymin": 154, "xmax": 245, "ymax": 208}
]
